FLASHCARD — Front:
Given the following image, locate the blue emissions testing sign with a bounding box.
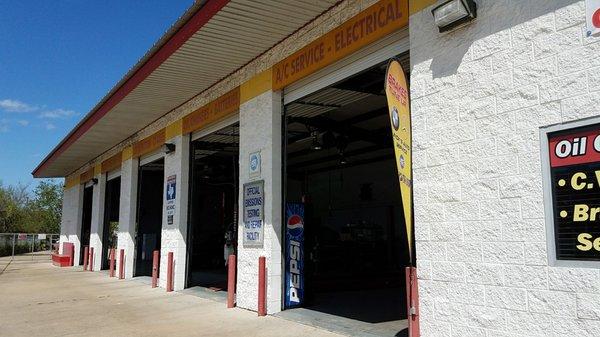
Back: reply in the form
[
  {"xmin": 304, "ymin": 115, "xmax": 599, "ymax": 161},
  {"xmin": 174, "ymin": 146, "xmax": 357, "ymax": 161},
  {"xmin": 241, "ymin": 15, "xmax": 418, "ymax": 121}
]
[
  {"xmin": 166, "ymin": 175, "xmax": 176, "ymax": 225},
  {"xmin": 166, "ymin": 175, "xmax": 176, "ymax": 201},
  {"xmin": 285, "ymin": 203, "xmax": 304, "ymax": 308},
  {"xmin": 243, "ymin": 180, "xmax": 264, "ymax": 247}
]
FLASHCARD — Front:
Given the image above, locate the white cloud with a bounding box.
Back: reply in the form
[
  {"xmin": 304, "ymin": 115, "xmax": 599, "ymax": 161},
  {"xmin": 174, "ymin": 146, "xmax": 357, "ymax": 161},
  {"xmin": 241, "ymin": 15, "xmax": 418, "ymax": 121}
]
[
  {"xmin": 39, "ymin": 108, "xmax": 77, "ymax": 119},
  {"xmin": 17, "ymin": 120, "xmax": 29, "ymax": 126},
  {"xmin": 0, "ymin": 99, "xmax": 37, "ymax": 112},
  {"xmin": 45, "ymin": 123, "xmax": 56, "ymax": 130}
]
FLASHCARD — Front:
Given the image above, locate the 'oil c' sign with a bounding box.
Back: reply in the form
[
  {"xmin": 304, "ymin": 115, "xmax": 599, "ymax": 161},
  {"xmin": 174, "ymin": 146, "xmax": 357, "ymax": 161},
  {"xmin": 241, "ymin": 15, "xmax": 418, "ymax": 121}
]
[{"xmin": 547, "ymin": 124, "xmax": 600, "ymax": 261}]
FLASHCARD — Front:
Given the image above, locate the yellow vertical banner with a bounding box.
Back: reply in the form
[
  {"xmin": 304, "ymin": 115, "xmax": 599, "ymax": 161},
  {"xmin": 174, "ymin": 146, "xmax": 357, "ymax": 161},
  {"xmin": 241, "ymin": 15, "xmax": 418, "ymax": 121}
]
[{"xmin": 385, "ymin": 59, "xmax": 413, "ymax": 262}]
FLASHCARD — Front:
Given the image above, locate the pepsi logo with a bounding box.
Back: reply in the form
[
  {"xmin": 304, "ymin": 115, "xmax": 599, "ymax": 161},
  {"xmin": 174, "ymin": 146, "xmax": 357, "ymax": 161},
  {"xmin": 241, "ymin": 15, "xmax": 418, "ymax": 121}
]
[{"xmin": 287, "ymin": 214, "xmax": 303, "ymax": 230}]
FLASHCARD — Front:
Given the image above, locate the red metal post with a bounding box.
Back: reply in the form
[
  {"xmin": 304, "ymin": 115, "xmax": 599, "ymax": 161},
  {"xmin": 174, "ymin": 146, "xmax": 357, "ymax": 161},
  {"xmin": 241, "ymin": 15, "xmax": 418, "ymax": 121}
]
[
  {"xmin": 152, "ymin": 250, "xmax": 160, "ymax": 288},
  {"xmin": 109, "ymin": 248, "xmax": 115, "ymax": 277},
  {"xmin": 258, "ymin": 256, "xmax": 266, "ymax": 316},
  {"xmin": 83, "ymin": 246, "xmax": 89, "ymax": 270},
  {"xmin": 227, "ymin": 254, "xmax": 236, "ymax": 308},
  {"xmin": 118, "ymin": 249, "xmax": 125, "ymax": 279},
  {"xmin": 89, "ymin": 247, "xmax": 94, "ymax": 272},
  {"xmin": 166, "ymin": 252, "xmax": 174, "ymax": 292},
  {"xmin": 68, "ymin": 243, "xmax": 74, "ymax": 266},
  {"xmin": 406, "ymin": 266, "xmax": 420, "ymax": 337}
]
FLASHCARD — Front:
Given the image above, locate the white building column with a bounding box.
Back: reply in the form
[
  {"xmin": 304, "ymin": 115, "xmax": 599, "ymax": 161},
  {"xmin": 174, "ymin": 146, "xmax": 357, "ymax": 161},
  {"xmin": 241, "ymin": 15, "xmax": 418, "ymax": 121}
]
[
  {"xmin": 159, "ymin": 133, "xmax": 189, "ymax": 291},
  {"xmin": 237, "ymin": 90, "xmax": 283, "ymax": 314},
  {"xmin": 60, "ymin": 183, "xmax": 83, "ymax": 265},
  {"xmin": 117, "ymin": 156, "xmax": 138, "ymax": 279},
  {"xmin": 89, "ymin": 172, "xmax": 106, "ymax": 271}
]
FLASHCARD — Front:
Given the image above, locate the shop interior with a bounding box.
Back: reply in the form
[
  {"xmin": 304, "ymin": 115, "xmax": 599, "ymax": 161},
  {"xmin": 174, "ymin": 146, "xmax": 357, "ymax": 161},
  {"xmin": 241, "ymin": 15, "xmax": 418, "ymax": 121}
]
[
  {"xmin": 282, "ymin": 56, "xmax": 410, "ymax": 336},
  {"xmin": 80, "ymin": 185, "xmax": 93, "ymax": 265},
  {"xmin": 101, "ymin": 176, "xmax": 120, "ymax": 270},
  {"xmin": 186, "ymin": 123, "xmax": 239, "ymax": 292},
  {"xmin": 135, "ymin": 158, "xmax": 164, "ymax": 277}
]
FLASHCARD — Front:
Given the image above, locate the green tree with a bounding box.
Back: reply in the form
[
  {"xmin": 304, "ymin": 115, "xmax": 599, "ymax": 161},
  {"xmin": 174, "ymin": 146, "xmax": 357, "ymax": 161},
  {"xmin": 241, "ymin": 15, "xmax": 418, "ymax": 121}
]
[
  {"xmin": 23, "ymin": 180, "xmax": 63, "ymax": 233},
  {"xmin": 0, "ymin": 182, "xmax": 28, "ymax": 233},
  {"xmin": 0, "ymin": 180, "xmax": 62, "ymax": 233}
]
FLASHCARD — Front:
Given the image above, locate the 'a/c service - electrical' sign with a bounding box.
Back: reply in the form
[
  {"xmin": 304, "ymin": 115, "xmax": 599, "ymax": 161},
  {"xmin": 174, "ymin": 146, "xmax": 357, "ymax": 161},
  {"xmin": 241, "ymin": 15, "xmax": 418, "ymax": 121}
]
[
  {"xmin": 272, "ymin": 0, "xmax": 408, "ymax": 90},
  {"xmin": 548, "ymin": 125, "xmax": 600, "ymax": 261}
]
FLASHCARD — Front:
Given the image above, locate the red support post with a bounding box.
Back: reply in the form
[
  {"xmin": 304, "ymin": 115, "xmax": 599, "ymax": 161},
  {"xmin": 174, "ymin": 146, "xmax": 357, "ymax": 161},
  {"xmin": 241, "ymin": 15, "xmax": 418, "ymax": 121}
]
[
  {"xmin": 152, "ymin": 250, "xmax": 160, "ymax": 288},
  {"xmin": 258, "ymin": 256, "xmax": 266, "ymax": 316},
  {"xmin": 89, "ymin": 247, "xmax": 94, "ymax": 272},
  {"xmin": 109, "ymin": 248, "xmax": 115, "ymax": 277},
  {"xmin": 119, "ymin": 249, "xmax": 125, "ymax": 280},
  {"xmin": 406, "ymin": 266, "xmax": 420, "ymax": 337},
  {"xmin": 227, "ymin": 254, "xmax": 236, "ymax": 308},
  {"xmin": 68, "ymin": 243, "xmax": 74, "ymax": 266},
  {"xmin": 166, "ymin": 252, "xmax": 174, "ymax": 292},
  {"xmin": 83, "ymin": 246, "xmax": 89, "ymax": 271}
]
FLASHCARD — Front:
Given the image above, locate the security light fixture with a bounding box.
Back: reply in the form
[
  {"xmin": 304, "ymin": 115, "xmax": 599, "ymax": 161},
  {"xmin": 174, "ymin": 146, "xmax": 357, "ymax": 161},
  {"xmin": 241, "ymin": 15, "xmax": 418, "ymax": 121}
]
[
  {"xmin": 310, "ymin": 131, "xmax": 322, "ymax": 150},
  {"xmin": 162, "ymin": 143, "xmax": 176, "ymax": 154},
  {"xmin": 91, "ymin": 178, "xmax": 99, "ymax": 185},
  {"xmin": 339, "ymin": 152, "xmax": 348, "ymax": 165},
  {"xmin": 432, "ymin": 0, "xmax": 477, "ymax": 33}
]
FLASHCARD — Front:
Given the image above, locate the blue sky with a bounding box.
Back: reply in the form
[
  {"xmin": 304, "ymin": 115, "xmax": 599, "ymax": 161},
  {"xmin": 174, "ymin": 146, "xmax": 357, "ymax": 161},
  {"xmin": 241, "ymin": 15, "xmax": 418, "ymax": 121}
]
[{"xmin": 0, "ymin": 1, "xmax": 192, "ymax": 188}]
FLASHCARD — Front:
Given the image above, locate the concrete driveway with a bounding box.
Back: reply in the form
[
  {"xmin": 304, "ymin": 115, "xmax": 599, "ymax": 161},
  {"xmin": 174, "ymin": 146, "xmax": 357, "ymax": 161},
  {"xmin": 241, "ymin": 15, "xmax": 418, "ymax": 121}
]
[{"xmin": 0, "ymin": 256, "xmax": 341, "ymax": 337}]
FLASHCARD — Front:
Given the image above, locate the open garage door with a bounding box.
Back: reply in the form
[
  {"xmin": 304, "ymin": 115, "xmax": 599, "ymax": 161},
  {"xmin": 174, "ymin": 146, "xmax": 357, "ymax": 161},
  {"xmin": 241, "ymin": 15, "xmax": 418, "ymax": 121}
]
[
  {"xmin": 101, "ymin": 175, "xmax": 120, "ymax": 270},
  {"xmin": 186, "ymin": 122, "xmax": 239, "ymax": 295},
  {"xmin": 281, "ymin": 53, "xmax": 411, "ymax": 337},
  {"xmin": 79, "ymin": 185, "xmax": 93, "ymax": 265},
  {"xmin": 135, "ymin": 158, "xmax": 164, "ymax": 277}
]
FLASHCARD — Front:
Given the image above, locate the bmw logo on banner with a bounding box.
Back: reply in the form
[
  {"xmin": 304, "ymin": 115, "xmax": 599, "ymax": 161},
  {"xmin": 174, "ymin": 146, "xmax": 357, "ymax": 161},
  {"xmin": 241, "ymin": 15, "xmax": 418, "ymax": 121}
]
[{"xmin": 285, "ymin": 203, "xmax": 304, "ymax": 308}]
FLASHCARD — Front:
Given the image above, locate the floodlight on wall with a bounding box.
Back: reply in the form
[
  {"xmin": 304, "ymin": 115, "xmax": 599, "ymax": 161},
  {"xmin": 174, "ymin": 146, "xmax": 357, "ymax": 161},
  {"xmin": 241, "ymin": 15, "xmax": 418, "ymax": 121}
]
[
  {"xmin": 432, "ymin": 0, "xmax": 477, "ymax": 33},
  {"xmin": 91, "ymin": 178, "xmax": 99, "ymax": 185},
  {"xmin": 310, "ymin": 131, "xmax": 322, "ymax": 150},
  {"xmin": 162, "ymin": 143, "xmax": 176, "ymax": 154},
  {"xmin": 339, "ymin": 152, "xmax": 348, "ymax": 165}
]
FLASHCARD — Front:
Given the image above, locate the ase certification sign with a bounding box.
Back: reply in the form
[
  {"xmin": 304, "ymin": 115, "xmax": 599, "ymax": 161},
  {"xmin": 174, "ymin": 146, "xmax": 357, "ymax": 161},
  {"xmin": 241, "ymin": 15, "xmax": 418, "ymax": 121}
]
[
  {"xmin": 543, "ymin": 120, "xmax": 600, "ymax": 265},
  {"xmin": 243, "ymin": 180, "xmax": 264, "ymax": 247}
]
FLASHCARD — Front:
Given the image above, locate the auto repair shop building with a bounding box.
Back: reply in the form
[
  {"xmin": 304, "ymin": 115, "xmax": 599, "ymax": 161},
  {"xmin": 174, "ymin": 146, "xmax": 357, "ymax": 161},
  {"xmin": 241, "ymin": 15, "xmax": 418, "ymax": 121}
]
[{"xmin": 34, "ymin": 0, "xmax": 600, "ymax": 336}]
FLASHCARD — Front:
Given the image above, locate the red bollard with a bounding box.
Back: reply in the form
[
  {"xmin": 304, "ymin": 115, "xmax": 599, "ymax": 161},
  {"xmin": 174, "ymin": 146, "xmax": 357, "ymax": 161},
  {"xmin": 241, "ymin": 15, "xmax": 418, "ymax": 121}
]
[
  {"xmin": 83, "ymin": 246, "xmax": 89, "ymax": 270},
  {"xmin": 118, "ymin": 249, "xmax": 125, "ymax": 280},
  {"xmin": 109, "ymin": 248, "xmax": 116, "ymax": 277},
  {"xmin": 227, "ymin": 254, "xmax": 236, "ymax": 308},
  {"xmin": 68, "ymin": 243, "xmax": 74, "ymax": 266},
  {"xmin": 166, "ymin": 252, "xmax": 174, "ymax": 292},
  {"xmin": 406, "ymin": 266, "xmax": 420, "ymax": 337},
  {"xmin": 89, "ymin": 247, "xmax": 94, "ymax": 272},
  {"xmin": 152, "ymin": 250, "xmax": 159, "ymax": 288},
  {"xmin": 258, "ymin": 256, "xmax": 266, "ymax": 316}
]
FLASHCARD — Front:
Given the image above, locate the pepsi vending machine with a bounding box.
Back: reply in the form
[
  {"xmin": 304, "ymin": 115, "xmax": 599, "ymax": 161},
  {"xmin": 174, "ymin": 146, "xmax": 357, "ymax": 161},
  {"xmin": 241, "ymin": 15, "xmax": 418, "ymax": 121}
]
[{"xmin": 285, "ymin": 203, "xmax": 304, "ymax": 308}]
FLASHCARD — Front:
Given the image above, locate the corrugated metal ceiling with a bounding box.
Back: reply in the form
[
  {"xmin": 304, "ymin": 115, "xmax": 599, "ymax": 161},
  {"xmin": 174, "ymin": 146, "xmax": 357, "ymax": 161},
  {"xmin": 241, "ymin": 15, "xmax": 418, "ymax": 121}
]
[{"xmin": 36, "ymin": 0, "xmax": 339, "ymax": 177}]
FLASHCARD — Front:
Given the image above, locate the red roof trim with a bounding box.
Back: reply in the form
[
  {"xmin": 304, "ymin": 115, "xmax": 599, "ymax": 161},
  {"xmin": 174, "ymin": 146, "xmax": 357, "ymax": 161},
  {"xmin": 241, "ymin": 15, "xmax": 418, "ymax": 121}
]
[{"xmin": 32, "ymin": 0, "xmax": 230, "ymax": 177}]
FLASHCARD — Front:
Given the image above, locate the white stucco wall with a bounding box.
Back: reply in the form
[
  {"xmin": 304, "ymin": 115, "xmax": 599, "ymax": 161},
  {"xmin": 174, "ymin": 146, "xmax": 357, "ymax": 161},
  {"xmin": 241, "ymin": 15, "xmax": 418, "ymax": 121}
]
[
  {"xmin": 89, "ymin": 173, "xmax": 106, "ymax": 271},
  {"xmin": 160, "ymin": 134, "xmax": 189, "ymax": 291},
  {"xmin": 60, "ymin": 184, "xmax": 83, "ymax": 265},
  {"xmin": 117, "ymin": 157, "xmax": 138, "ymax": 279},
  {"xmin": 236, "ymin": 90, "xmax": 283, "ymax": 314},
  {"xmin": 410, "ymin": 1, "xmax": 600, "ymax": 336}
]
